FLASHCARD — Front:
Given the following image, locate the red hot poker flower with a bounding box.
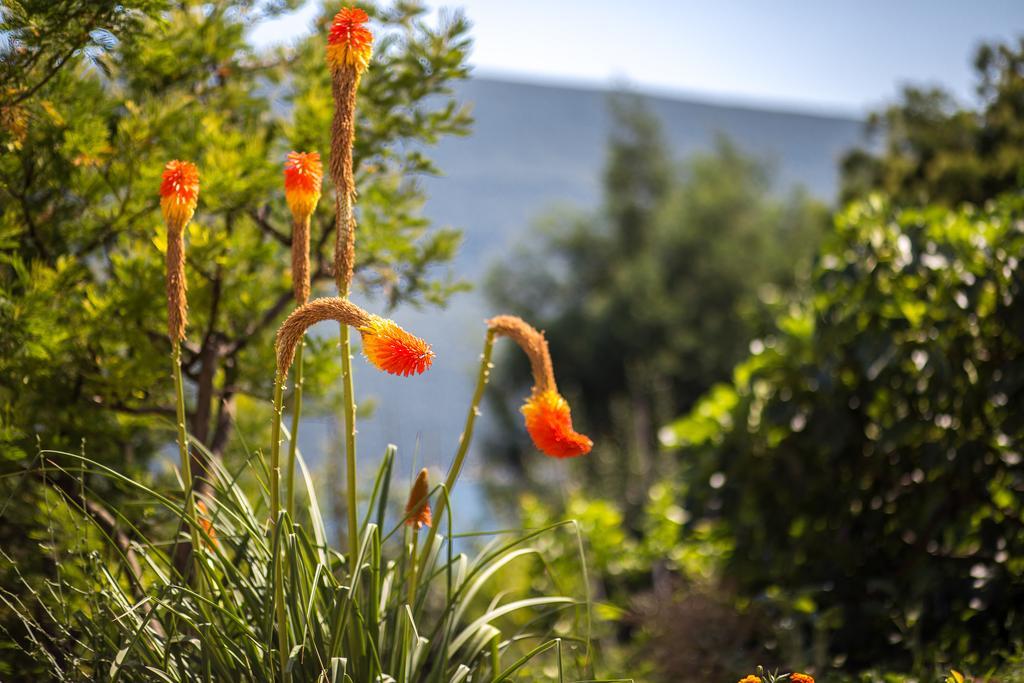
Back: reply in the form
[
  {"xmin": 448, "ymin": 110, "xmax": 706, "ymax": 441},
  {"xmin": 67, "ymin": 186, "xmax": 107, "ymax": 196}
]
[
  {"xmin": 487, "ymin": 315, "xmax": 593, "ymax": 459},
  {"xmin": 404, "ymin": 468, "xmax": 432, "ymax": 530},
  {"xmin": 359, "ymin": 316, "xmax": 435, "ymax": 377},
  {"xmin": 283, "ymin": 151, "xmax": 323, "ymax": 221},
  {"xmin": 327, "ymin": 7, "xmax": 373, "ymax": 74},
  {"xmin": 522, "ymin": 389, "xmax": 593, "ymax": 459},
  {"xmin": 159, "ymin": 160, "xmax": 200, "ymax": 231}
]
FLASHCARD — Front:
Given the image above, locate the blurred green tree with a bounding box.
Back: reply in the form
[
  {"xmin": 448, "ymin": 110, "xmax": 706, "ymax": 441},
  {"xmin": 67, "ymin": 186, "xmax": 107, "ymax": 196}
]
[
  {"xmin": 665, "ymin": 194, "xmax": 1024, "ymax": 670},
  {"xmin": 487, "ymin": 97, "xmax": 828, "ymax": 517},
  {"xmin": 840, "ymin": 39, "xmax": 1024, "ymax": 206}
]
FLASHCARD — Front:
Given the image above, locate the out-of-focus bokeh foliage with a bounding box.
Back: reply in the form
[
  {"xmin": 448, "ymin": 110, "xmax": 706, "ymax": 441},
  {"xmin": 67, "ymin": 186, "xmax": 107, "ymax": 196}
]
[
  {"xmin": 0, "ymin": 0, "xmax": 470, "ymax": 467},
  {"xmin": 493, "ymin": 37, "xmax": 1024, "ymax": 682},
  {"xmin": 670, "ymin": 193, "xmax": 1024, "ymax": 671},
  {"xmin": 487, "ymin": 97, "xmax": 828, "ymax": 517},
  {"xmin": 841, "ymin": 39, "xmax": 1024, "ymax": 206}
]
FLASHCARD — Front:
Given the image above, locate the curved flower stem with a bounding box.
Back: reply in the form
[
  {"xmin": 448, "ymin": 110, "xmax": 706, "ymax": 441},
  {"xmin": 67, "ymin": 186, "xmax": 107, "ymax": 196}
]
[
  {"xmin": 269, "ymin": 372, "xmax": 289, "ymax": 681},
  {"xmin": 340, "ymin": 323, "xmax": 358, "ymax": 550},
  {"xmin": 418, "ymin": 328, "xmax": 495, "ymax": 576},
  {"xmin": 285, "ymin": 340, "xmax": 304, "ymax": 519}
]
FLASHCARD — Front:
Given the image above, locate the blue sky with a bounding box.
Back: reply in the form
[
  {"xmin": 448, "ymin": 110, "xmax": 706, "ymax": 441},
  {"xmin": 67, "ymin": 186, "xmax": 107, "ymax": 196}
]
[{"xmin": 251, "ymin": 1, "xmax": 1024, "ymax": 115}]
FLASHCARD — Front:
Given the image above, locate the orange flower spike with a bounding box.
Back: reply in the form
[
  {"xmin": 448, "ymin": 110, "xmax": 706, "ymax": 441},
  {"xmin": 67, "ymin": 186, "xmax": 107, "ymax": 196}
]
[
  {"xmin": 159, "ymin": 160, "xmax": 200, "ymax": 231},
  {"xmin": 522, "ymin": 389, "xmax": 593, "ymax": 459},
  {"xmin": 404, "ymin": 468, "xmax": 432, "ymax": 530},
  {"xmin": 359, "ymin": 316, "xmax": 435, "ymax": 377},
  {"xmin": 326, "ymin": 7, "xmax": 373, "ymax": 74},
  {"xmin": 790, "ymin": 675, "xmax": 814, "ymax": 683},
  {"xmin": 283, "ymin": 151, "xmax": 323, "ymax": 221}
]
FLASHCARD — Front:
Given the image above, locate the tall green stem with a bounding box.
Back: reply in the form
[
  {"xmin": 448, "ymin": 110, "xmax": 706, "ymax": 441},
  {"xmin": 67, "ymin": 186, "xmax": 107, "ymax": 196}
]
[
  {"xmin": 172, "ymin": 341, "xmax": 202, "ymax": 583},
  {"xmin": 270, "ymin": 373, "xmax": 289, "ymax": 681},
  {"xmin": 285, "ymin": 340, "xmax": 304, "ymax": 519},
  {"xmin": 340, "ymin": 323, "xmax": 358, "ymax": 550},
  {"xmin": 418, "ymin": 329, "xmax": 495, "ymax": 575}
]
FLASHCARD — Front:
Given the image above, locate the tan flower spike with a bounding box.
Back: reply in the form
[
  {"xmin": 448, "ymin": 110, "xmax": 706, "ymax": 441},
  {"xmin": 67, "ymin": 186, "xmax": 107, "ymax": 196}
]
[{"xmin": 159, "ymin": 160, "xmax": 200, "ymax": 341}]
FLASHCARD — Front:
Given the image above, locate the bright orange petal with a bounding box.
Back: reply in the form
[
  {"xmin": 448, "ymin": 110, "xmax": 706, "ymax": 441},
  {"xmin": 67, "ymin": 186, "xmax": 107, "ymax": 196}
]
[
  {"xmin": 790, "ymin": 675, "xmax": 814, "ymax": 683},
  {"xmin": 159, "ymin": 160, "xmax": 200, "ymax": 229},
  {"xmin": 359, "ymin": 317, "xmax": 434, "ymax": 377},
  {"xmin": 284, "ymin": 151, "xmax": 322, "ymax": 219},
  {"xmin": 521, "ymin": 390, "xmax": 592, "ymax": 459},
  {"xmin": 326, "ymin": 7, "xmax": 374, "ymax": 73}
]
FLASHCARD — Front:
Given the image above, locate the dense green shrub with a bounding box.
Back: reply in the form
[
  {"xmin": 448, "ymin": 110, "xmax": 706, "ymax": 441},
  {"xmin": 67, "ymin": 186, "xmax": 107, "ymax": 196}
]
[{"xmin": 665, "ymin": 194, "xmax": 1024, "ymax": 670}]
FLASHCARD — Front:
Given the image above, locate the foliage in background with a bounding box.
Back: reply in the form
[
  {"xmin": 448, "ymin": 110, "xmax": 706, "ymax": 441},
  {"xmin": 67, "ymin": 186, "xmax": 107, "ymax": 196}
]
[
  {"xmin": 1, "ymin": 0, "xmax": 471, "ymax": 674},
  {"xmin": 667, "ymin": 193, "xmax": 1024, "ymax": 671},
  {"xmin": 486, "ymin": 97, "xmax": 828, "ymax": 518},
  {"xmin": 840, "ymin": 39, "xmax": 1024, "ymax": 207},
  {"xmin": 0, "ymin": 0, "xmax": 470, "ymax": 469}
]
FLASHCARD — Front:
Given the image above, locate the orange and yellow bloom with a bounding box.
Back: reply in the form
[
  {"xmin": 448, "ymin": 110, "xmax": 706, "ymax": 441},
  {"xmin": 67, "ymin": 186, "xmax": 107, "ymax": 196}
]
[
  {"xmin": 327, "ymin": 7, "xmax": 373, "ymax": 74},
  {"xmin": 404, "ymin": 468, "xmax": 432, "ymax": 530},
  {"xmin": 790, "ymin": 675, "xmax": 814, "ymax": 683},
  {"xmin": 360, "ymin": 316, "xmax": 435, "ymax": 377},
  {"xmin": 738, "ymin": 677, "xmax": 761, "ymax": 683},
  {"xmin": 159, "ymin": 160, "xmax": 200, "ymax": 230},
  {"xmin": 522, "ymin": 389, "xmax": 593, "ymax": 459},
  {"xmin": 486, "ymin": 315, "xmax": 593, "ymax": 459},
  {"xmin": 283, "ymin": 151, "xmax": 323, "ymax": 221}
]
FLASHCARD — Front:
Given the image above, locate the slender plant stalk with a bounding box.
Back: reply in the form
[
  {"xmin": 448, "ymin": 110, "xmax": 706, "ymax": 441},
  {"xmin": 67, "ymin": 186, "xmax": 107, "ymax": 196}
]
[
  {"xmin": 172, "ymin": 341, "xmax": 202, "ymax": 584},
  {"xmin": 172, "ymin": 341, "xmax": 213, "ymax": 679},
  {"xmin": 418, "ymin": 329, "xmax": 496, "ymax": 575},
  {"xmin": 407, "ymin": 530, "xmax": 419, "ymax": 607},
  {"xmin": 285, "ymin": 340, "xmax": 304, "ymax": 518},
  {"xmin": 340, "ymin": 323, "xmax": 358, "ymax": 549},
  {"xmin": 269, "ymin": 372, "xmax": 289, "ymax": 681},
  {"xmin": 490, "ymin": 632, "xmax": 501, "ymax": 681}
]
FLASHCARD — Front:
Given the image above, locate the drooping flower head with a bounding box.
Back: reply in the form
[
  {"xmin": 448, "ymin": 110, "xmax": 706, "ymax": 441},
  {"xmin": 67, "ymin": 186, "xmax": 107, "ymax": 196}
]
[
  {"xmin": 274, "ymin": 298, "xmax": 433, "ymax": 378},
  {"xmin": 159, "ymin": 160, "xmax": 200, "ymax": 231},
  {"xmin": 522, "ymin": 389, "xmax": 593, "ymax": 459},
  {"xmin": 360, "ymin": 316, "xmax": 435, "ymax": 377},
  {"xmin": 790, "ymin": 675, "xmax": 814, "ymax": 683},
  {"xmin": 283, "ymin": 151, "xmax": 323, "ymax": 221},
  {"xmin": 327, "ymin": 7, "xmax": 373, "ymax": 74},
  {"xmin": 404, "ymin": 468, "xmax": 432, "ymax": 530},
  {"xmin": 487, "ymin": 315, "xmax": 593, "ymax": 459}
]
